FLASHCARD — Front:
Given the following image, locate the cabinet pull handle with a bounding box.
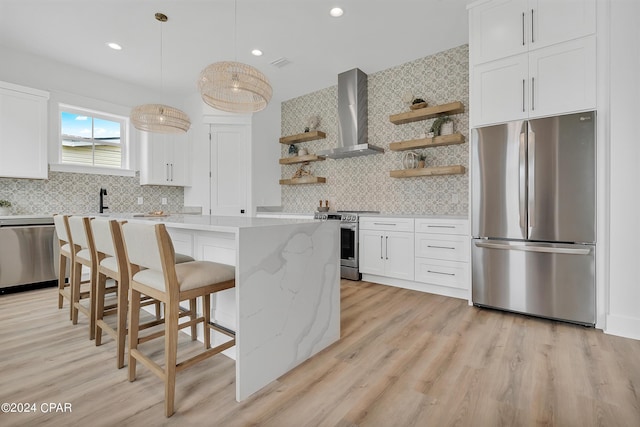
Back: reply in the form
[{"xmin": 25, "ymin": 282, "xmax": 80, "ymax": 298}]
[
  {"xmin": 531, "ymin": 9, "xmax": 534, "ymax": 43},
  {"xmin": 374, "ymin": 222, "xmax": 397, "ymax": 226},
  {"xmin": 170, "ymin": 163, "xmax": 174, "ymax": 181},
  {"xmin": 380, "ymin": 236, "xmax": 384, "ymax": 259},
  {"xmin": 531, "ymin": 77, "xmax": 535, "ymax": 111},
  {"xmin": 428, "ymin": 270, "xmax": 456, "ymax": 277},
  {"xmin": 522, "ymin": 79, "xmax": 526, "ymax": 112},
  {"xmin": 427, "ymin": 245, "xmax": 456, "ymax": 250},
  {"xmin": 427, "ymin": 225, "xmax": 455, "ymax": 229},
  {"xmin": 522, "ymin": 12, "xmax": 525, "ymax": 46},
  {"xmin": 166, "ymin": 163, "xmax": 169, "ymax": 181},
  {"xmin": 385, "ymin": 236, "xmax": 389, "ymax": 260}
]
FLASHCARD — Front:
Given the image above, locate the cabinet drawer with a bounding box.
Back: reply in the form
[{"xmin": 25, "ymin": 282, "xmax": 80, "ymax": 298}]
[
  {"xmin": 360, "ymin": 217, "xmax": 414, "ymax": 232},
  {"xmin": 415, "ymin": 259, "xmax": 468, "ymax": 290},
  {"xmin": 415, "ymin": 233, "xmax": 469, "ymax": 262},
  {"xmin": 415, "ymin": 218, "xmax": 468, "ymax": 235}
]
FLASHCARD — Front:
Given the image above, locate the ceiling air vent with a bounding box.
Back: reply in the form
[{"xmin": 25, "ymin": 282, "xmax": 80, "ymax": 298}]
[{"xmin": 270, "ymin": 57, "xmax": 291, "ymax": 68}]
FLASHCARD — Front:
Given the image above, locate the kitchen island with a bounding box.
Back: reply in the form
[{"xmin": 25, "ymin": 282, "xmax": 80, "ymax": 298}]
[{"xmin": 101, "ymin": 214, "xmax": 340, "ymax": 401}]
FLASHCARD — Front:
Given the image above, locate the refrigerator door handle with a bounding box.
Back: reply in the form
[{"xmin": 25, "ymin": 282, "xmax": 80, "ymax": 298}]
[
  {"xmin": 474, "ymin": 241, "xmax": 591, "ymax": 255},
  {"xmin": 519, "ymin": 131, "xmax": 527, "ymax": 231},
  {"xmin": 528, "ymin": 129, "xmax": 536, "ymax": 229}
]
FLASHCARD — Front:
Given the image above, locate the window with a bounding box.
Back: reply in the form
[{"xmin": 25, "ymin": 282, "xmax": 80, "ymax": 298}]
[{"xmin": 59, "ymin": 105, "xmax": 129, "ymax": 171}]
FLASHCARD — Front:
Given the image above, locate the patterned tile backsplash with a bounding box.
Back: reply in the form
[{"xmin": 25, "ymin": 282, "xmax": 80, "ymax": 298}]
[
  {"xmin": 281, "ymin": 44, "xmax": 469, "ymax": 215},
  {"xmin": 0, "ymin": 171, "xmax": 184, "ymax": 215}
]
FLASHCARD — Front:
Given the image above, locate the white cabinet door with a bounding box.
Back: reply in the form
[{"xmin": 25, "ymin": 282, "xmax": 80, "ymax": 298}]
[
  {"xmin": 384, "ymin": 231, "xmax": 415, "ymax": 281},
  {"xmin": 0, "ymin": 83, "xmax": 49, "ymax": 179},
  {"xmin": 359, "ymin": 230, "xmax": 386, "ymax": 276},
  {"xmin": 165, "ymin": 132, "xmax": 189, "ymax": 186},
  {"xmin": 470, "ymin": 0, "xmax": 528, "ymax": 65},
  {"xmin": 140, "ymin": 132, "xmax": 189, "ymax": 186},
  {"xmin": 528, "ymin": 35, "xmax": 596, "ymax": 118},
  {"xmin": 530, "ymin": 0, "xmax": 596, "ymax": 52},
  {"xmin": 470, "ymin": 0, "xmax": 596, "ymax": 65},
  {"xmin": 209, "ymin": 124, "xmax": 250, "ymax": 216},
  {"xmin": 471, "ymin": 53, "xmax": 529, "ymax": 126}
]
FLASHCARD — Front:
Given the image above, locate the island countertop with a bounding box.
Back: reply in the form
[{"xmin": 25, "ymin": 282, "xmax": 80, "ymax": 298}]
[{"xmin": 96, "ymin": 213, "xmax": 316, "ymax": 233}]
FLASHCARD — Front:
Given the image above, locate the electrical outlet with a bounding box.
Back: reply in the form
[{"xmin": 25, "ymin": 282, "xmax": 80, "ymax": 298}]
[
  {"xmin": 161, "ymin": 198, "xmax": 167, "ymax": 205},
  {"xmin": 137, "ymin": 197, "xmax": 143, "ymax": 205},
  {"xmin": 451, "ymin": 194, "xmax": 459, "ymax": 203}
]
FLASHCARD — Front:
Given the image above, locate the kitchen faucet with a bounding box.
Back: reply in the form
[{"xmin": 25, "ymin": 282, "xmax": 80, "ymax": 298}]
[{"xmin": 99, "ymin": 188, "xmax": 108, "ymax": 213}]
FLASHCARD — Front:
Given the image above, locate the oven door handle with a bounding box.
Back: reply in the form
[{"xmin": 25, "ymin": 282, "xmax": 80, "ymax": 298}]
[{"xmin": 340, "ymin": 223, "xmax": 357, "ymax": 230}]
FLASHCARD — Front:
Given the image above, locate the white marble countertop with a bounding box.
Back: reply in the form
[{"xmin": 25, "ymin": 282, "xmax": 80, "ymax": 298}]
[{"xmin": 98, "ymin": 213, "xmax": 316, "ymax": 233}]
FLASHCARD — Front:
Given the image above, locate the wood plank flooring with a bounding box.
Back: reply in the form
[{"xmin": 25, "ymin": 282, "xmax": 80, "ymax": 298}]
[{"xmin": 1, "ymin": 280, "xmax": 639, "ymax": 426}]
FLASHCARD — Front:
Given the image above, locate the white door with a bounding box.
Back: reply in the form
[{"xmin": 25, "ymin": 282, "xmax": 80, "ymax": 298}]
[
  {"xmin": 384, "ymin": 231, "xmax": 415, "ymax": 281},
  {"xmin": 0, "ymin": 86, "xmax": 48, "ymax": 179},
  {"xmin": 530, "ymin": 0, "xmax": 596, "ymax": 51},
  {"xmin": 358, "ymin": 230, "xmax": 386, "ymax": 276},
  {"xmin": 166, "ymin": 132, "xmax": 189, "ymax": 186},
  {"xmin": 471, "ymin": 53, "xmax": 529, "ymax": 127},
  {"xmin": 209, "ymin": 124, "xmax": 250, "ymax": 216},
  {"xmin": 528, "ymin": 35, "xmax": 596, "ymax": 118},
  {"xmin": 469, "ymin": 0, "xmax": 528, "ymax": 65}
]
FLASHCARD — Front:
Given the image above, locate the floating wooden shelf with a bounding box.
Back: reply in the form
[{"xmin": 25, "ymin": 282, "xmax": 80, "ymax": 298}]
[
  {"xmin": 389, "ymin": 133, "xmax": 466, "ymax": 151},
  {"xmin": 279, "ymin": 176, "xmax": 327, "ymax": 185},
  {"xmin": 279, "ymin": 131, "xmax": 326, "ymax": 145},
  {"xmin": 389, "ymin": 165, "xmax": 466, "ymax": 178},
  {"xmin": 389, "ymin": 101, "xmax": 465, "ymax": 125},
  {"xmin": 279, "ymin": 155, "xmax": 325, "ymax": 165}
]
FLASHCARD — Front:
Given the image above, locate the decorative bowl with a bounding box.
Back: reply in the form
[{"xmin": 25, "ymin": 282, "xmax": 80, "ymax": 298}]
[{"xmin": 410, "ymin": 102, "xmax": 428, "ymax": 110}]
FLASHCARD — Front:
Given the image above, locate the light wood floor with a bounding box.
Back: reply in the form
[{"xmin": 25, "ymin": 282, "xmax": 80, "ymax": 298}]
[{"xmin": 1, "ymin": 280, "xmax": 639, "ymax": 426}]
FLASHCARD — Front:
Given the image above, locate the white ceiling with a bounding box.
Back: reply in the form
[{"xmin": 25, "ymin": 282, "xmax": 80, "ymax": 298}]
[{"xmin": 0, "ymin": 0, "xmax": 470, "ymax": 104}]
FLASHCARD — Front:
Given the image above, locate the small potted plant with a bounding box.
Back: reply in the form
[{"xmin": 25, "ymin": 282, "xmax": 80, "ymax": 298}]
[
  {"xmin": 418, "ymin": 153, "xmax": 426, "ymax": 168},
  {"xmin": 410, "ymin": 97, "xmax": 428, "ymax": 110},
  {"xmin": 0, "ymin": 199, "xmax": 12, "ymax": 215},
  {"xmin": 430, "ymin": 116, "xmax": 453, "ymax": 136}
]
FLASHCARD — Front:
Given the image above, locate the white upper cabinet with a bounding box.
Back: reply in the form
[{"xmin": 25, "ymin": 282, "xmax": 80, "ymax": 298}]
[
  {"xmin": 0, "ymin": 81, "xmax": 49, "ymax": 179},
  {"xmin": 139, "ymin": 131, "xmax": 190, "ymax": 186},
  {"xmin": 469, "ymin": 0, "xmax": 597, "ymax": 126},
  {"xmin": 470, "ymin": 0, "xmax": 596, "ymax": 65}
]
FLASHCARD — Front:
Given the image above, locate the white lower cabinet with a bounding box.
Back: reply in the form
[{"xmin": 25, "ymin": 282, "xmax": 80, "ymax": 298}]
[
  {"xmin": 359, "ymin": 217, "xmax": 414, "ymax": 281},
  {"xmin": 414, "ymin": 218, "xmax": 470, "ymax": 296},
  {"xmin": 359, "ymin": 216, "xmax": 470, "ymax": 300}
]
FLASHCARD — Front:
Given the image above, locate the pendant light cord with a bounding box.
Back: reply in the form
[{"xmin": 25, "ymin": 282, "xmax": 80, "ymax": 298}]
[{"xmin": 234, "ymin": 0, "xmax": 237, "ymax": 62}]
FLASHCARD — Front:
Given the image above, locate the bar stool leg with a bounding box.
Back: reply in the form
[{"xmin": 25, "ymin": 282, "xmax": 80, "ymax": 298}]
[
  {"xmin": 165, "ymin": 299, "xmax": 180, "ymax": 417},
  {"xmin": 128, "ymin": 287, "xmax": 141, "ymax": 382},
  {"xmin": 95, "ymin": 272, "xmax": 106, "ymax": 346},
  {"xmin": 203, "ymin": 294, "xmax": 211, "ymax": 349},
  {"xmin": 116, "ymin": 278, "xmax": 128, "ymax": 369},
  {"xmin": 189, "ymin": 298, "xmax": 197, "ymax": 341}
]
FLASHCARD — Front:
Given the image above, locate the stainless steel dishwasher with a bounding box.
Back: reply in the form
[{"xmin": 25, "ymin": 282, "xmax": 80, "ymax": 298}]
[{"xmin": 0, "ymin": 216, "xmax": 57, "ymax": 292}]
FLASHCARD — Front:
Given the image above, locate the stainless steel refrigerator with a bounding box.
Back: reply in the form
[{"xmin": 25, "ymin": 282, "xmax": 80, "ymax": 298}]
[{"xmin": 471, "ymin": 111, "xmax": 596, "ymax": 325}]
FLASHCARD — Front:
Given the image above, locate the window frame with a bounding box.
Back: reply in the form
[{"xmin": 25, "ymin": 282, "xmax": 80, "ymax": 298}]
[{"xmin": 51, "ymin": 103, "xmax": 135, "ymax": 176}]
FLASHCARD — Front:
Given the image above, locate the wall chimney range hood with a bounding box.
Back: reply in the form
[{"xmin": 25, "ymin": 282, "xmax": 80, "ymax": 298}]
[{"xmin": 317, "ymin": 68, "xmax": 384, "ymax": 159}]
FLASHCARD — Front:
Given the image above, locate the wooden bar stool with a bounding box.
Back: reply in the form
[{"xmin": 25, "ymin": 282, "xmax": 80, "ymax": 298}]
[
  {"xmin": 93, "ymin": 218, "xmax": 193, "ymax": 369},
  {"xmin": 52, "ymin": 214, "xmax": 73, "ymax": 319},
  {"xmin": 67, "ymin": 215, "xmax": 111, "ymax": 340},
  {"xmin": 121, "ymin": 222, "xmax": 235, "ymax": 417}
]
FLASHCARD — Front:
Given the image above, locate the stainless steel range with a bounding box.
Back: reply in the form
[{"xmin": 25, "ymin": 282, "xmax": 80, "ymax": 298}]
[{"xmin": 314, "ymin": 211, "xmax": 379, "ymax": 281}]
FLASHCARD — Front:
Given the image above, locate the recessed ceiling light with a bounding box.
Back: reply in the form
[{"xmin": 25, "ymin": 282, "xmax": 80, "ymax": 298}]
[
  {"xmin": 107, "ymin": 42, "xmax": 122, "ymax": 50},
  {"xmin": 251, "ymin": 49, "xmax": 263, "ymax": 56},
  {"xmin": 330, "ymin": 7, "xmax": 344, "ymax": 17}
]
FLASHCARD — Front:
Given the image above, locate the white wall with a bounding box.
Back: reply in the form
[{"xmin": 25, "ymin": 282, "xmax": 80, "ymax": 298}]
[{"xmin": 606, "ymin": 0, "xmax": 640, "ymax": 339}]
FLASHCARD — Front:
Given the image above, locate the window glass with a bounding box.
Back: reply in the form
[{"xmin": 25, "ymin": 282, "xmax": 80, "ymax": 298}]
[{"xmin": 60, "ymin": 107, "xmax": 127, "ymax": 169}]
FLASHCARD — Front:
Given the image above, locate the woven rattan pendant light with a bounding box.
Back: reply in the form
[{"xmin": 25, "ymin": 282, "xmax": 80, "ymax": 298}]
[
  {"xmin": 131, "ymin": 13, "xmax": 191, "ymax": 133},
  {"xmin": 197, "ymin": 1, "xmax": 272, "ymax": 113}
]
